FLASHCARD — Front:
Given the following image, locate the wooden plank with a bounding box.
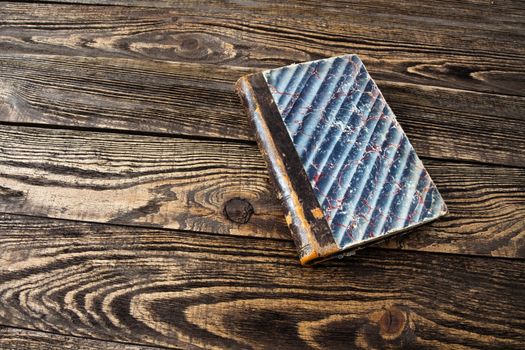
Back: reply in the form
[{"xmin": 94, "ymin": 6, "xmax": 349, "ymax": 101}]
[
  {"xmin": 1, "ymin": 2, "xmax": 523, "ymax": 66},
  {"xmin": 1, "ymin": 1, "xmax": 523, "ymax": 92},
  {"xmin": 0, "ymin": 123, "xmax": 287, "ymax": 239},
  {"xmin": 28, "ymin": 0, "xmax": 525, "ymax": 22},
  {"xmin": 1, "ymin": 54, "xmax": 524, "ymax": 167},
  {"xmin": 0, "ymin": 325, "xmax": 169, "ymax": 350},
  {"xmin": 0, "ymin": 54, "xmax": 255, "ymax": 141},
  {"xmin": 0, "ymin": 124, "xmax": 523, "ymax": 258},
  {"xmin": 1, "ymin": 1, "xmax": 523, "ymax": 96},
  {"xmin": 0, "ymin": 213, "xmax": 523, "ymax": 349}
]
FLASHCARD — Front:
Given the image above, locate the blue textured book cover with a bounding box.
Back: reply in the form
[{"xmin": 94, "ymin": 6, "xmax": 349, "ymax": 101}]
[{"xmin": 237, "ymin": 54, "xmax": 447, "ymax": 265}]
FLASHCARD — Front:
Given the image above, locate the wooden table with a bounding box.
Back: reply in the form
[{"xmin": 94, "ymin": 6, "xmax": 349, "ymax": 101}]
[{"xmin": 0, "ymin": 1, "xmax": 524, "ymax": 349}]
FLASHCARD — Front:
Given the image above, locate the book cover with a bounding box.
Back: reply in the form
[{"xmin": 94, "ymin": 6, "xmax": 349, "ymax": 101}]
[{"xmin": 236, "ymin": 54, "xmax": 447, "ymax": 265}]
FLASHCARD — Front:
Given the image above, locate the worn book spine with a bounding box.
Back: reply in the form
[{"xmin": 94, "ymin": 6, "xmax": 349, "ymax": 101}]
[{"xmin": 236, "ymin": 73, "xmax": 339, "ymax": 265}]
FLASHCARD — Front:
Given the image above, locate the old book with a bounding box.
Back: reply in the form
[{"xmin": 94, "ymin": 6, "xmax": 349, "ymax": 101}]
[{"xmin": 236, "ymin": 54, "xmax": 447, "ymax": 265}]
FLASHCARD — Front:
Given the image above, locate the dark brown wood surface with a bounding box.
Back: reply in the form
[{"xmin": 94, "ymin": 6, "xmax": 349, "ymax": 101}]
[
  {"xmin": 0, "ymin": 214, "xmax": 524, "ymax": 350},
  {"xmin": 0, "ymin": 325, "xmax": 168, "ymax": 350},
  {"xmin": 0, "ymin": 1, "xmax": 524, "ymax": 349}
]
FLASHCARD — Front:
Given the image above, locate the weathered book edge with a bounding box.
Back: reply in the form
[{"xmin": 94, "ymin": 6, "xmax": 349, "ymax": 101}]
[{"xmin": 235, "ymin": 73, "xmax": 340, "ymax": 265}]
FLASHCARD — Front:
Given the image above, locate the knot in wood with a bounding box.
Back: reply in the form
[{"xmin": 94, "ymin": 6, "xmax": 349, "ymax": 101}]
[
  {"xmin": 223, "ymin": 197, "xmax": 254, "ymax": 224},
  {"xmin": 378, "ymin": 306, "xmax": 406, "ymax": 340}
]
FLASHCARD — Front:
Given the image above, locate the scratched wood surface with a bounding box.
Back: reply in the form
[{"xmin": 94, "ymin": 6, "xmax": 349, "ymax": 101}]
[
  {"xmin": 0, "ymin": 214, "xmax": 524, "ymax": 349},
  {"xmin": 0, "ymin": 326, "xmax": 167, "ymax": 350},
  {"xmin": 0, "ymin": 1, "xmax": 524, "ymax": 349}
]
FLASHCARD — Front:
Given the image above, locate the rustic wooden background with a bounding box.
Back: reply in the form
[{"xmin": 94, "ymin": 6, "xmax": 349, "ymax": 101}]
[{"xmin": 0, "ymin": 1, "xmax": 524, "ymax": 349}]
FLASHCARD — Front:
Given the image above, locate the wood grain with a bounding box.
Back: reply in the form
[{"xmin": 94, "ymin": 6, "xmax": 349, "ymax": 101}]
[
  {"xmin": 0, "ymin": 123, "xmax": 286, "ymax": 239},
  {"xmin": 0, "ymin": 325, "xmax": 168, "ymax": 350},
  {"xmin": 0, "ymin": 213, "xmax": 523, "ymax": 349},
  {"xmin": 1, "ymin": 54, "xmax": 524, "ymax": 167},
  {"xmin": 0, "ymin": 54, "xmax": 256, "ymax": 141},
  {"xmin": 0, "ymin": 1, "xmax": 523, "ymax": 349},
  {"xmin": 0, "ymin": 124, "xmax": 523, "ymax": 258},
  {"xmin": 1, "ymin": 1, "xmax": 523, "ymax": 69},
  {"xmin": 1, "ymin": 0, "xmax": 524, "ymax": 167}
]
